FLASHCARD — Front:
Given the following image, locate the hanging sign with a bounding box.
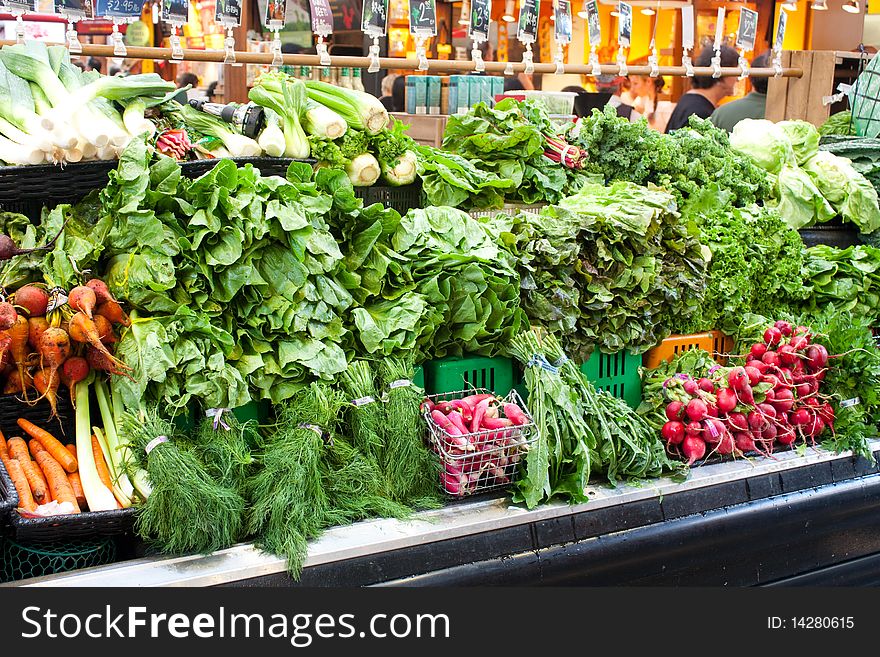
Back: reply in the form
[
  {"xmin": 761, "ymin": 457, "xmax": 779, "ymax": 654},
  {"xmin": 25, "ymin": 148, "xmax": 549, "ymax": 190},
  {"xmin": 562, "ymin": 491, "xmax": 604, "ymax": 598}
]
[
  {"xmin": 774, "ymin": 8, "xmax": 788, "ymax": 53},
  {"xmin": 585, "ymin": 0, "xmax": 600, "ymax": 46},
  {"xmin": 736, "ymin": 7, "xmax": 758, "ymax": 52},
  {"xmin": 554, "ymin": 0, "xmax": 572, "ymax": 45},
  {"xmin": 95, "ymin": 0, "xmax": 141, "ymax": 19},
  {"xmin": 54, "ymin": 0, "xmax": 94, "ymax": 54},
  {"xmin": 2, "ymin": 0, "xmax": 35, "ymax": 12},
  {"xmin": 681, "ymin": 3, "xmax": 694, "ymax": 76},
  {"xmin": 617, "ymin": 1, "xmax": 632, "ymax": 47},
  {"xmin": 409, "ymin": 0, "xmax": 437, "ymax": 37},
  {"xmin": 714, "ymin": 6, "xmax": 725, "ymax": 47},
  {"xmin": 215, "ymin": 0, "xmax": 242, "ymax": 27},
  {"xmin": 265, "ymin": 0, "xmax": 286, "ymax": 27},
  {"xmin": 517, "ymin": 0, "xmax": 539, "ymax": 44},
  {"xmin": 161, "ymin": 0, "xmax": 188, "ymax": 23},
  {"xmin": 362, "ymin": 0, "xmax": 389, "ymax": 36},
  {"xmin": 309, "ymin": 0, "xmax": 333, "ymax": 33},
  {"xmin": 468, "ymin": 0, "xmax": 490, "ymax": 41}
]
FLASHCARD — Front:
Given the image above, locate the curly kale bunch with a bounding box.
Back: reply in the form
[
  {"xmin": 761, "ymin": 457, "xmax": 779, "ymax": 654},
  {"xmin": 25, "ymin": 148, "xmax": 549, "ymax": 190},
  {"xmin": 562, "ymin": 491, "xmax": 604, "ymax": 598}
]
[{"xmin": 574, "ymin": 106, "xmax": 773, "ymax": 207}]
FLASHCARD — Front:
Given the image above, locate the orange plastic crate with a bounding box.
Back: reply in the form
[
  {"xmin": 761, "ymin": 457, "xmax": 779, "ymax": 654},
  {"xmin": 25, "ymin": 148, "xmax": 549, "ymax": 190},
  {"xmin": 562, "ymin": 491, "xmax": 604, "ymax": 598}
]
[
  {"xmin": 643, "ymin": 332, "xmax": 716, "ymax": 369},
  {"xmin": 710, "ymin": 330, "xmax": 735, "ymax": 365}
]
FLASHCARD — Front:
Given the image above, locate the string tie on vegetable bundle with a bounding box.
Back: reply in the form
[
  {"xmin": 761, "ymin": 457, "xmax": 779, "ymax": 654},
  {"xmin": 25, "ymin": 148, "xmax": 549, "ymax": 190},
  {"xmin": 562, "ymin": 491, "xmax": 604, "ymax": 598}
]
[
  {"xmin": 298, "ymin": 423, "xmax": 332, "ymax": 446},
  {"xmin": 206, "ymin": 407, "xmax": 232, "ymax": 431},
  {"xmin": 145, "ymin": 435, "xmax": 169, "ymax": 455},
  {"xmin": 526, "ymin": 353, "xmax": 558, "ymax": 374},
  {"xmin": 380, "ymin": 378, "xmax": 412, "ymax": 402},
  {"xmin": 350, "ymin": 395, "xmax": 376, "ymax": 407}
]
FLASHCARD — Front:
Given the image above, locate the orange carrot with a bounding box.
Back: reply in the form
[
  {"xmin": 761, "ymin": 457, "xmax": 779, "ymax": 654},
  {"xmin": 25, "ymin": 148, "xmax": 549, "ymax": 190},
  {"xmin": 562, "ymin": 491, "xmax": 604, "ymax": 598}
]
[
  {"xmin": 5, "ymin": 457, "xmax": 37, "ymax": 512},
  {"xmin": 91, "ymin": 434, "xmax": 116, "ymax": 493},
  {"xmin": 0, "ymin": 429, "xmax": 8, "ymax": 461},
  {"xmin": 32, "ymin": 368, "xmax": 62, "ymax": 421},
  {"xmin": 16, "ymin": 418, "xmax": 77, "ymax": 473},
  {"xmin": 6, "ymin": 437, "xmax": 48, "ymax": 504},
  {"xmin": 95, "ymin": 299, "xmax": 131, "ymax": 327},
  {"xmin": 64, "ymin": 444, "xmax": 87, "ymax": 509},
  {"xmin": 34, "ymin": 450, "xmax": 80, "ymax": 512},
  {"xmin": 8, "ymin": 315, "xmax": 30, "ymax": 401}
]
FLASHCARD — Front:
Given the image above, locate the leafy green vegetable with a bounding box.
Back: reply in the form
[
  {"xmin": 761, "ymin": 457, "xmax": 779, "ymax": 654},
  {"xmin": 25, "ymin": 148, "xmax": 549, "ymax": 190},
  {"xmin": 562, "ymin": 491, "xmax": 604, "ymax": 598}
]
[
  {"xmin": 801, "ymin": 244, "xmax": 880, "ymax": 326},
  {"xmin": 772, "ymin": 164, "xmax": 836, "ymax": 230},
  {"xmin": 415, "ymin": 145, "xmax": 514, "ymax": 210},
  {"xmin": 820, "ymin": 111, "xmax": 855, "ymax": 137},
  {"xmin": 778, "ymin": 120, "xmax": 820, "ymax": 166},
  {"xmin": 730, "ymin": 119, "xmax": 796, "ymax": 174},
  {"xmin": 803, "ymin": 151, "xmax": 880, "ymax": 234}
]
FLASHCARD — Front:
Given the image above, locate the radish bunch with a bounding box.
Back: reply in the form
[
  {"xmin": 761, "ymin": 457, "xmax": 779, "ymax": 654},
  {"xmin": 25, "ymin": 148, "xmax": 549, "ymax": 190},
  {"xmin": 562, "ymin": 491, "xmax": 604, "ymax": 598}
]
[
  {"xmin": 422, "ymin": 392, "xmax": 532, "ymax": 497},
  {"xmin": 661, "ymin": 320, "xmax": 833, "ymax": 465}
]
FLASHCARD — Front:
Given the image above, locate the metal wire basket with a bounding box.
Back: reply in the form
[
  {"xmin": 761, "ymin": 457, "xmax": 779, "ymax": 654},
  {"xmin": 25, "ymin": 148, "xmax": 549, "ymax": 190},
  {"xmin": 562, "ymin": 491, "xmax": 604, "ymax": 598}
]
[{"xmin": 422, "ymin": 387, "xmax": 538, "ymax": 498}]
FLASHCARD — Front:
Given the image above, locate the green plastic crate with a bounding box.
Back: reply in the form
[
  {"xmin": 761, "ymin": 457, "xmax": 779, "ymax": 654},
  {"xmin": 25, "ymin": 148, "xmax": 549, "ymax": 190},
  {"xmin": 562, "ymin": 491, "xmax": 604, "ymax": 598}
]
[
  {"xmin": 581, "ymin": 350, "xmax": 642, "ymax": 409},
  {"xmin": 232, "ymin": 399, "xmax": 272, "ymax": 425},
  {"xmin": 413, "ymin": 365, "xmax": 425, "ymax": 389},
  {"xmin": 423, "ymin": 355, "xmax": 516, "ymax": 396}
]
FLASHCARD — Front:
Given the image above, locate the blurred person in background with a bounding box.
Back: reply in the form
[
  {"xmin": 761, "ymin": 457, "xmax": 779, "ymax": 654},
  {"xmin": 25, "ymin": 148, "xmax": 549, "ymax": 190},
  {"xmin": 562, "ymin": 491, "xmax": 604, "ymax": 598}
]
[
  {"xmin": 664, "ymin": 43, "xmax": 739, "ymax": 133},
  {"xmin": 173, "ymin": 72, "xmax": 200, "ymax": 105},
  {"xmin": 594, "ymin": 75, "xmax": 641, "ymax": 122},
  {"xmin": 710, "ymin": 52, "xmax": 770, "ymax": 132},
  {"xmin": 206, "ymin": 81, "xmax": 220, "ymax": 103},
  {"xmin": 622, "ymin": 66, "xmax": 672, "ymax": 132},
  {"xmin": 84, "ymin": 57, "xmax": 102, "ymax": 73},
  {"xmin": 390, "ymin": 75, "xmax": 406, "ymax": 113},
  {"xmin": 379, "ymin": 73, "xmax": 399, "ymax": 111}
]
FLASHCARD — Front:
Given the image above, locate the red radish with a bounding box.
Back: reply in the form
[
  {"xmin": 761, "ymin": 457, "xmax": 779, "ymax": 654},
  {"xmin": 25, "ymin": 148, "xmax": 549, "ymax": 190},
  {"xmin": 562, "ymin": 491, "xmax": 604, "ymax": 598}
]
[
  {"xmin": 432, "ymin": 409, "xmax": 462, "ymax": 436},
  {"xmin": 777, "ymin": 344, "xmax": 797, "ymax": 367},
  {"xmin": 790, "ymin": 408, "xmax": 812, "ymax": 426},
  {"xmin": 448, "ymin": 399, "xmax": 474, "ymax": 422},
  {"xmin": 698, "ymin": 378, "xmax": 714, "ymax": 393},
  {"xmin": 447, "ymin": 410, "xmax": 470, "ymax": 435},
  {"xmin": 12, "ymin": 285, "xmax": 48, "ymax": 317},
  {"xmin": 662, "ymin": 421, "xmax": 685, "ymax": 445},
  {"xmin": 805, "ymin": 344, "xmax": 828, "ymax": 370},
  {"xmin": 791, "ymin": 359, "xmax": 805, "ymax": 375},
  {"xmin": 685, "ymin": 421, "xmax": 703, "ymax": 437},
  {"xmin": 706, "ymin": 405, "xmax": 719, "ymax": 418},
  {"xmin": 775, "ymin": 320, "xmax": 793, "ymax": 337},
  {"xmin": 777, "ymin": 427, "xmax": 797, "ymax": 446},
  {"xmin": 764, "ymin": 326, "xmax": 782, "ymax": 346},
  {"xmin": 457, "ymin": 393, "xmax": 494, "ymax": 409},
  {"xmin": 683, "ymin": 379, "xmax": 700, "ymax": 395},
  {"xmin": 757, "ymin": 403, "xmax": 777, "ymax": 419},
  {"xmin": 69, "ymin": 312, "xmax": 132, "ymax": 372},
  {"xmin": 728, "ymin": 412, "xmax": 749, "ymax": 432},
  {"xmin": 703, "ymin": 418, "xmax": 726, "ymax": 444},
  {"xmin": 681, "ymin": 436, "xmax": 706, "ymax": 465},
  {"xmin": 795, "ymin": 382, "xmax": 812, "ymax": 399},
  {"xmin": 0, "ymin": 302, "xmax": 17, "ymax": 331},
  {"xmin": 67, "ymin": 286, "xmax": 97, "ymax": 319},
  {"xmin": 750, "ymin": 342, "xmax": 768, "ymax": 360},
  {"xmin": 772, "ymin": 388, "xmax": 794, "ymax": 414},
  {"xmin": 805, "ymin": 415, "xmax": 826, "ymax": 439},
  {"xmin": 421, "ymin": 399, "xmax": 435, "ymax": 413},
  {"xmin": 734, "ymin": 432, "xmax": 756, "ymax": 453},
  {"xmin": 750, "ymin": 360, "xmax": 771, "ymax": 374},
  {"xmin": 804, "ymin": 396, "xmax": 819, "ymax": 408},
  {"xmin": 716, "ymin": 388, "xmax": 737, "ymax": 414},
  {"xmin": 470, "ymin": 398, "xmax": 492, "ymax": 433},
  {"xmin": 764, "ymin": 388, "xmax": 776, "ymax": 403},
  {"xmin": 686, "ymin": 398, "xmax": 708, "ymax": 422},
  {"xmin": 738, "ymin": 384, "xmax": 755, "ymax": 406},
  {"xmin": 85, "ymin": 278, "xmax": 117, "ymax": 305},
  {"xmin": 716, "ymin": 434, "xmax": 735, "ymax": 456},
  {"xmin": 744, "ymin": 366, "xmax": 762, "ymax": 385},
  {"xmin": 761, "ymin": 373, "xmax": 780, "ymax": 389},
  {"xmin": 761, "ymin": 350, "xmax": 780, "ymax": 367},
  {"xmin": 503, "ymin": 402, "xmax": 529, "ymax": 426},
  {"xmin": 748, "ymin": 410, "xmax": 766, "ymax": 431},
  {"xmin": 665, "ymin": 401, "xmax": 685, "ymax": 421},
  {"xmin": 481, "ymin": 417, "xmax": 513, "ymax": 430},
  {"xmin": 96, "ymin": 300, "xmax": 131, "ymax": 327},
  {"xmin": 789, "ymin": 334, "xmax": 809, "ymax": 352},
  {"xmin": 818, "ymin": 403, "xmax": 835, "ymax": 424},
  {"xmin": 442, "ymin": 471, "xmax": 467, "ymax": 496},
  {"xmin": 815, "ymin": 368, "xmax": 826, "ymax": 382},
  {"xmin": 761, "ymin": 424, "xmax": 778, "ymax": 441},
  {"xmin": 60, "ymin": 356, "xmax": 89, "ymax": 404},
  {"xmin": 728, "ymin": 367, "xmax": 749, "ymax": 391}
]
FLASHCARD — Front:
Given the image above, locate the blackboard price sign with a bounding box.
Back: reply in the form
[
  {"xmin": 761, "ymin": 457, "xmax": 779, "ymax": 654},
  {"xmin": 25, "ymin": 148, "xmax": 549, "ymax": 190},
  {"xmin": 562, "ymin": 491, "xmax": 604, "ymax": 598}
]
[
  {"xmin": 54, "ymin": 0, "xmax": 94, "ymax": 19},
  {"xmin": 161, "ymin": 0, "xmax": 188, "ymax": 24},
  {"xmin": 469, "ymin": 0, "xmax": 490, "ymax": 41},
  {"xmin": 309, "ymin": 0, "xmax": 333, "ymax": 34},
  {"xmin": 409, "ymin": 0, "xmax": 437, "ymax": 37},
  {"xmin": 215, "ymin": 0, "xmax": 242, "ymax": 27},
  {"xmin": 362, "ymin": 0, "xmax": 388, "ymax": 37},
  {"xmin": 518, "ymin": 0, "xmax": 539, "ymax": 43},
  {"xmin": 554, "ymin": 0, "xmax": 571, "ymax": 45},
  {"xmin": 96, "ymin": 0, "xmax": 141, "ymax": 19}
]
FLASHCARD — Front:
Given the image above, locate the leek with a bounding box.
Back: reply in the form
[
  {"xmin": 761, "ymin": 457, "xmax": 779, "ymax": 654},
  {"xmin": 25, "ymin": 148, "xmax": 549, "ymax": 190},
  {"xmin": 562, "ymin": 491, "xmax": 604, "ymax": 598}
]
[
  {"xmin": 0, "ymin": 133, "xmax": 43, "ymax": 165},
  {"xmin": 179, "ymin": 103, "xmax": 262, "ymax": 157},
  {"xmin": 122, "ymin": 97, "xmax": 156, "ymax": 139},
  {"xmin": 303, "ymin": 98, "xmax": 347, "ymax": 140},
  {"xmin": 304, "ymin": 80, "xmax": 388, "ymax": 134},
  {"xmin": 75, "ymin": 374, "xmax": 119, "ymax": 512},
  {"xmin": 257, "ymin": 108, "xmax": 286, "ymax": 157},
  {"xmin": 95, "ymin": 378, "xmax": 138, "ymax": 506},
  {"xmin": 281, "ymin": 78, "xmax": 311, "ymax": 158},
  {"xmin": 345, "ymin": 152, "xmax": 381, "ymax": 186},
  {"xmin": 249, "ymin": 80, "xmax": 307, "ymax": 158}
]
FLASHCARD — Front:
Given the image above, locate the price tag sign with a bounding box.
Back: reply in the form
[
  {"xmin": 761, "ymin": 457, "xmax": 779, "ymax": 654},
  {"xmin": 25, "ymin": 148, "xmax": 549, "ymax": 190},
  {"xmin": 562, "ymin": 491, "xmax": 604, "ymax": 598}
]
[
  {"xmin": 161, "ymin": 0, "xmax": 188, "ymax": 24},
  {"xmin": 517, "ymin": 0, "xmax": 539, "ymax": 44},
  {"xmin": 736, "ymin": 7, "xmax": 758, "ymax": 52},
  {"xmin": 554, "ymin": 0, "xmax": 572, "ymax": 45},
  {"xmin": 585, "ymin": 0, "xmax": 600, "ymax": 47},
  {"xmin": 2, "ymin": 0, "xmax": 35, "ymax": 12},
  {"xmin": 95, "ymin": 0, "xmax": 141, "ymax": 19},
  {"xmin": 469, "ymin": 0, "xmax": 490, "ymax": 42},
  {"xmin": 409, "ymin": 0, "xmax": 437, "ymax": 37},
  {"xmin": 681, "ymin": 3, "xmax": 694, "ymax": 50},
  {"xmin": 362, "ymin": 0, "xmax": 389, "ymax": 37},
  {"xmin": 309, "ymin": 0, "xmax": 333, "ymax": 35},
  {"xmin": 617, "ymin": 1, "xmax": 632, "ymax": 47},
  {"xmin": 215, "ymin": 0, "xmax": 242, "ymax": 27},
  {"xmin": 265, "ymin": 0, "xmax": 286, "ymax": 28},
  {"xmin": 774, "ymin": 8, "xmax": 788, "ymax": 52},
  {"xmin": 54, "ymin": 0, "xmax": 94, "ymax": 19}
]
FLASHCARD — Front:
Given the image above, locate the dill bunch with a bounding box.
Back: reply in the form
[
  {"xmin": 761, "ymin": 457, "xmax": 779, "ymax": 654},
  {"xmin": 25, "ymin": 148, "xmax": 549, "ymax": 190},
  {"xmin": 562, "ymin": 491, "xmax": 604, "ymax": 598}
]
[
  {"xmin": 190, "ymin": 410, "xmax": 257, "ymax": 495},
  {"xmin": 122, "ymin": 408, "xmax": 246, "ymax": 555},
  {"xmin": 338, "ymin": 360, "xmax": 385, "ymax": 460},
  {"xmin": 379, "ymin": 356, "xmax": 442, "ymax": 508}
]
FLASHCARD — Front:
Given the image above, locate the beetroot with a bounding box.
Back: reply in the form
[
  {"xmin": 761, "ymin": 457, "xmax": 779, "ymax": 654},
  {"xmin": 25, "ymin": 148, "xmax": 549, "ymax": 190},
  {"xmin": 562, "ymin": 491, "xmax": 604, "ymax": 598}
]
[
  {"xmin": 662, "ymin": 421, "xmax": 685, "ymax": 445},
  {"xmin": 0, "ymin": 302, "xmax": 18, "ymax": 331},
  {"xmin": 13, "ymin": 285, "xmax": 48, "ymax": 317},
  {"xmin": 681, "ymin": 436, "xmax": 706, "ymax": 465}
]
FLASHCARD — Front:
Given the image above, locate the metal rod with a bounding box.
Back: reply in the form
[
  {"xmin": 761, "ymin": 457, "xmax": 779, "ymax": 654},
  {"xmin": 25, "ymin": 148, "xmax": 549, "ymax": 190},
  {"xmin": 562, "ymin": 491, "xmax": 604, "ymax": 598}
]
[{"xmin": 0, "ymin": 40, "xmax": 804, "ymax": 78}]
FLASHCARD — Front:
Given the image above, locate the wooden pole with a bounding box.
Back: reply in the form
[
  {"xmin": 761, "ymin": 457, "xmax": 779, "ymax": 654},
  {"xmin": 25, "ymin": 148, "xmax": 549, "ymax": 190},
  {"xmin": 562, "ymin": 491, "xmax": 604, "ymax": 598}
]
[{"xmin": 0, "ymin": 40, "xmax": 804, "ymax": 78}]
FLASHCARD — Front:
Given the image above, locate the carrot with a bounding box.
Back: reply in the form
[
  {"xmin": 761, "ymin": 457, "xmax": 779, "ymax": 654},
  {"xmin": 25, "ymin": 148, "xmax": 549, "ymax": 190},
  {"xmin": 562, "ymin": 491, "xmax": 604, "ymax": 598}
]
[
  {"xmin": 95, "ymin": 299, "xmax": 131, "ymax": 327},
  {"xmin": 65, "ymin": 444, "xmax": 87, "ymax": 509},
  {"xmin": 34, "ymin": 450, "xmax": 80, "ymax": 512},
  {"xmin": 91, "ymin": 434, "xmax": 116, "ymax": 493},
  {"xmin": 27, "ymin": 316, "xmax": 50, "ymax": 351},
  {"xmin": 0, "ymin": 429, "xmax": 8, "ymax": 461},
  {"xmin": 5, "ymin": 458, "xmax": 37, "ymax": 512},
  {"xmin": 67, "ymin": 285, "xmax": 97, "ymax": 320},
  {"xmin": 8, "ymin": 314, "xmax": 30, "ymax": 401},
  {"xmin": 2, "ymin": 368, "xmax": 32, "ymax": 395},
  {"xmin": 6, "ymin": 437, "xmax": 49, "ymax": 504},
  {"xmin": 16, "ymin": 418, "xmax": 77, "ymax": 473}
]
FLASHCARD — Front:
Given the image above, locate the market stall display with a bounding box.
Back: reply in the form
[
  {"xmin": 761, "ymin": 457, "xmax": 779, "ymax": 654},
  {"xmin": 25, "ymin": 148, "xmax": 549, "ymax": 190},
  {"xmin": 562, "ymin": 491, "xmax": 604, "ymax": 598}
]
[{"xmin": 0, "ymin": 44, "xmax": 878, "ymax": 589}]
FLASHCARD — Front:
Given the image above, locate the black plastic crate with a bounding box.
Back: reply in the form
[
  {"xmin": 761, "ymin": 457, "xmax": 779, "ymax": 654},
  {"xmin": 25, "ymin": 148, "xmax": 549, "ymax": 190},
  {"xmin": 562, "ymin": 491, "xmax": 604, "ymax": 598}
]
[
  {"xmin": 355, "ymin": 182, "xmax": 422, "ymax": 215},
  {"xmin": 0, "ymin": 388, "xmax": 75, "ymax": 445},
  {"xmin": 0, "ymin": 452, "xmax": 18, "ymax": 534}
]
